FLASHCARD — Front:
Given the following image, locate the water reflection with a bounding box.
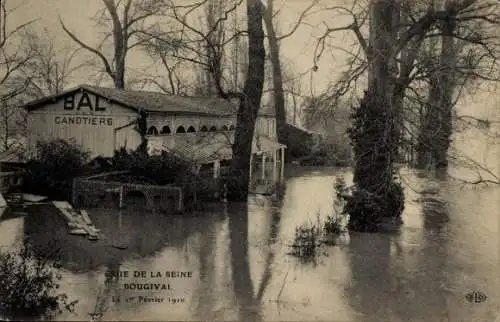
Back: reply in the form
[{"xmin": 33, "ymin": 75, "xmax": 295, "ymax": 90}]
[
  {"xmin": 228, "ymin": 202, "xmax": 262, "ymax": 322},
  {"xmin": 0, "ymin": 165, "xmax": 498, "ymax": 321}
]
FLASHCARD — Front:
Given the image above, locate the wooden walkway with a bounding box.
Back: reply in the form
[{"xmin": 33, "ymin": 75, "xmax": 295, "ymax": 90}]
[{"xmin": 53, "ymin": 201, "xmax": 100, "ymax": 240}]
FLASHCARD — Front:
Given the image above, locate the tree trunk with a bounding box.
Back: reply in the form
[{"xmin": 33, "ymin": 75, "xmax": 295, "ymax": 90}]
[
  {"xmin": 263, "ymin": 0, "xmax": 287, "ymax": 147},
  {"xmin": 227, "ymin": 0, "xmax": 266, "ymax": 201},
  {"xmin": 416, "ymin": 1, "xmax": 456, "ymax": 169},
  {"xmin": 346, "ymin": 0, "xmax": 404, "ymax": 231}
]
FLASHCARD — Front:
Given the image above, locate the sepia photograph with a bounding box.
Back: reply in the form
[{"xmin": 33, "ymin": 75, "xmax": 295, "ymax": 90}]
[{"xmin": 0, "ymin": 0, "xmax": 499, "ymax": 321}]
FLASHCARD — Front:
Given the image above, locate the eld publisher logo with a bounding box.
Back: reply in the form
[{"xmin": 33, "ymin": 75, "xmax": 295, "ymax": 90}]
[{"xmin": 465, "ymin": 291, "xmax": 487, "ymax": 304}]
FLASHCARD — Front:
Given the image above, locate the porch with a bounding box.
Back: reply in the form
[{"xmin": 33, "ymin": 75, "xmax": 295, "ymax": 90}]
[{"xmin": 147, "ymin": 132, "xmax": 286, "ymax": 194}]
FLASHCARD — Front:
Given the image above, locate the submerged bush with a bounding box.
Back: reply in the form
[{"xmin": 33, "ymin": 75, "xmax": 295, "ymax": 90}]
[
  {"xmin": 289, "ymin": 178, "xmax": 350, "ymax": 259},
  {"xmin": 0, "ymin": 244, "xmax": 77, "ymax": 320},
  {"xmin": 23, "ymin": 139, "xmax": 91, "ymax": 199},
  {"xmin": 289, "ymin": 216, "xmax": 323, "ymax": 261},
  {"xmin": 112, "ymin": 147, "xmax": 192, "ymax": 185}
]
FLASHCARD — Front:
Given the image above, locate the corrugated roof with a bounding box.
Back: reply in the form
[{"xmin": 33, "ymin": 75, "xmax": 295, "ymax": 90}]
[
  {"xmin": 24, "ymin": 84, "xmax": 275, "ymax": 117},
  {"xmin": 148, "ymin": 132, "xmax": 285, "ymax": 165}
]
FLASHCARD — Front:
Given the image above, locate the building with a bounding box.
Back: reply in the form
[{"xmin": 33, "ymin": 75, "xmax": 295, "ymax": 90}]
[{"xmin": 23, "ymin": 84, "xmax": 286, "ymax": 181}]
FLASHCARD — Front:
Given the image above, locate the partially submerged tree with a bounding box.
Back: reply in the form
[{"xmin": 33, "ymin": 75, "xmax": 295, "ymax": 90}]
[
  {"xmin": 140, "ymin": 0, "xmax": 266, "ymax": 200},
  {"xmin": 312, "ymin": 0, "xmax": 500, "ymax": 230},
  {"xmin": 227, "ymin": 0, "xmax": 266, "ymax": 200}
]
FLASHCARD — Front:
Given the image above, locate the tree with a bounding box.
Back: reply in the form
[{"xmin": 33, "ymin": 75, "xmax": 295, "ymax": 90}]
[
  {"xmin": 315, "ymin": 0, "xmax": 499, "ymax": 169},
  {"xmin": 414, "ymin": 0, "xmax": 500, "ymax": 169},
  {"xmin": 262, "ymin": 0, "xmax": 317, "ymax": 148},
  {"xmin": 14, "ymin": 29, "xmax": 84, "ymax": 99},
  {"xmin": 60, "ymin": 0, "xmax": 165, "ymax": 151},
  {"xmin": 0, "ymin": 0, "xmax": 39, "ymax": 152},
  {"xmin": 226, "ymin": 0, "xmax": 266, "ymax": 200},
  {"xmin": 312, "ymin": 0, "xmax": 499, "ymax": 230},
  {"xmin": 60, "ymin": 0, "xmax": 162, "ymax": 89},
  {"xmin": 139, "ymin": 0, "xmax": 265, "ymax": 200},
  {"xmin": 0, "ymin": 0, "xmax": 36, "ymax": 101}
]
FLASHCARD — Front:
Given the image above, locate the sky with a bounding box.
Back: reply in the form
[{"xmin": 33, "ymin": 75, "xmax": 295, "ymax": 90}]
[
  {"xmin": 6, "ymin": 0, "xmax": 500, "ymax": 120},
  {"xmin": 9, "ymin": 0, "xmax": 348, "ymax": 94}
]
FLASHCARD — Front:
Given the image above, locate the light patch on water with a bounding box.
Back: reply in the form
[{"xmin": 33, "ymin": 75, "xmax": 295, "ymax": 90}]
[{"xmin": 0, "ymin": 217, "xmax": 24, "ymax": 250}]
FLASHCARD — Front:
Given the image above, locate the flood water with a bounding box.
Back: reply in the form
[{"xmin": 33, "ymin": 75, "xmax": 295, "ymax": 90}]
[{"xmin": 1, "ymin": 128, "xmax": 499, "ymax": 321}]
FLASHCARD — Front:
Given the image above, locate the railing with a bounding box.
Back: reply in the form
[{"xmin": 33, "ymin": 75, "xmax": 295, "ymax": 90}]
[{"xmin": 72, "ymin": 174, "xmax": 183, "ymax": 212}]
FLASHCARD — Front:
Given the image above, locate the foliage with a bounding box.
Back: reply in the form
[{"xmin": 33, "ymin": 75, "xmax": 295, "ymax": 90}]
[
  {"xmin": 290, "ymin": 178, "xmax": 350, "ymax": 259},
  {"xmin": 299, "ymin": 138, "xmax": 352, "ymax": 166},
  {"xmin": 289, "ymin": 215, "xmax": 323, "ymax": 262},
  {"xmin": 343, "ymin": 92, "xmax": 405, "ymax": 231},
  {"xmin": 0, "ymin": 244, "xmax": 77, "ymax": 321},
  {"xmin": 112, "ymin": 147, "xmax": 192, "ymax": 185},
  {"xmin": 23, "ymin": 139, "xmax": 91, "ymax": 199}
]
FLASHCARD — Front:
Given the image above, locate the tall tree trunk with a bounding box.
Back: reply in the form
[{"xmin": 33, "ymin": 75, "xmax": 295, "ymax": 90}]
[
  {"xmin": 227, "ymin": 0, "xmax": 266, "ymax": 201},
  {"xmin": 416, "ymin": 0, "xmax": 456, "ymax": 169},
  {"xmin": 263, "ymin": 0, "xmax": 287, "ymax": 146},
  {"xmin": 433, "ymin": 4, "xmax": 456, "ymax": 168},
  {"xmin": 346, "ymin": 0, "xmax": 404, "ymax": 231}
]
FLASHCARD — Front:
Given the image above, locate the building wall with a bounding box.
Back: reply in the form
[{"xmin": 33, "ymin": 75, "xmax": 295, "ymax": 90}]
[
  {"xmin": 27, "ymin": 91, "xmax": 141, "ymax": 158},
  {"xmin": 26, "ymin": 89, "xmax": 279, "ymax": 159},
  {"xmin": 256, "ymin": 116, "xmax": 276, "ymax": 140}
]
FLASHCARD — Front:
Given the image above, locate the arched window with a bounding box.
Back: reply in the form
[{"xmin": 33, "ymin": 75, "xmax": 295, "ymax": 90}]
[
  {"xmin": 200, "ymin": 126, "xmax": 208, "ymax": 132},
  {"xmin": 229, "ymin": 125, "xmax": 235, "ymax": 131},
  {"xmin": 187, "ymin": 126, "xmax": 196, "ymax": 133},
  {"xmin": 221, "ymin": 125, "xmax": 228, "ymax": 131},
  {"xmin": 209, "ymin": 126, "xmax": 217, "ymax": 132},
  {"xmin": 176, "ymin": 126, "xmax": 186, "ymax": 133},
  {"xmin": 160, "ymin": 126, "xmax": 171, "ymax": 134},
  {"xmin": 147, "ymin": 126, "xmax": 158, "ymax": 135}
]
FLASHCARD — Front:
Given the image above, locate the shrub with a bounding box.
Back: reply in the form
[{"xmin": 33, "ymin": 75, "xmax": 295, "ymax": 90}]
[
  {"xmin": 323, "ymin": 215, "xmax": 344, "ymax": 236},
  {"xmin": 112, "ymin": 147, "xmax": 193, "ymax": 185},
  {"xmin": 23, "ymin": 139, "xmax": 90, "ymax": 199},
  {"xmin": 0, "ymin": 244, "xmax": 77, "ymax": 321},
  {"xmin": 289, "ymin": 216, "xmax": 323, "ymax": 261},
  {"xmin": 289, "ymin": 177, "xmax": 350, "ymax": 258}
]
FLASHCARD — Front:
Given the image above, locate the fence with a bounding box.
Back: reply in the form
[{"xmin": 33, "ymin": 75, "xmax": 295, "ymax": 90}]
[{"xmin": 72, "ymin": 172, "xmax": 183, "ymax": 212}]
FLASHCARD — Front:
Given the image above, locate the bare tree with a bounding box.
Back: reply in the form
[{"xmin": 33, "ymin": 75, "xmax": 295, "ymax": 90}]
[
  {"xmin": 12, "ymin": 29, "xmax": 84, "ymax": 99},
  {"xmin": 314, "ymin": 0, "xmax": 499, "ymax": 230},
  {"xmin": 60, "ymin": 0, "xmax": 162, "ymax": 89},
  {"xmin": 315, "ymin": 0, "xmax": 499, "ymax": 171},
  {"xmin": 0, "ymin": 0, "xmax": 37, "ymax": 101},
  {"xmin": 263, "ymin": 0, "xmax": 317, "ymax": 147},
  {"xmin": 0, "ymin": 0, "xmax": 39, "ymax": 152}
]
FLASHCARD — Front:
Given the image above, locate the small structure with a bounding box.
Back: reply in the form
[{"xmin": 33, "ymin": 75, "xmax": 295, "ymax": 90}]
[{"xmin": 23, "ymin": 84, "xmax": 286, "ymax": 194}]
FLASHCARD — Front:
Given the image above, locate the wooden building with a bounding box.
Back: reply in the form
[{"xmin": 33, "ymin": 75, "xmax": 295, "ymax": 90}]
[{"xmin": 23, "ymin": 84, "xmax": 286, "ymax": 182}]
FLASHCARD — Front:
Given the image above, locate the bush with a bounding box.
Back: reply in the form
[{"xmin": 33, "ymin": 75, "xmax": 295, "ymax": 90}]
[
  {"xmin": 297, "ymin": 137, "xmax": 353, "ymax": 167},
  {"xmin": 0, "ymin": 244, "xmax": 77, "ymax": 321},
  {"xmin": 23, "ymin": 139, "xmax": 91, "ymax": 199},
  {"xmin": 289, "ymin": 216, "xmax": 323, "ymax": 261},
  {"xmin": 112, "ymin": 147, "xmax": 193, "ymax": 185},
  {"xmin": 289, "ymin": 176, "xmax": 351, "ymax": 261}
]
